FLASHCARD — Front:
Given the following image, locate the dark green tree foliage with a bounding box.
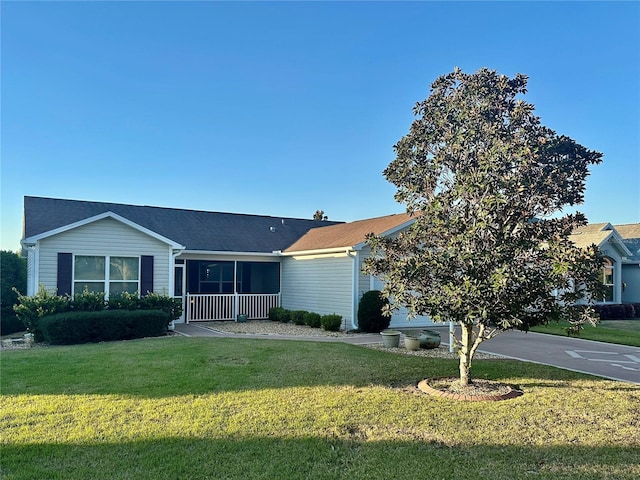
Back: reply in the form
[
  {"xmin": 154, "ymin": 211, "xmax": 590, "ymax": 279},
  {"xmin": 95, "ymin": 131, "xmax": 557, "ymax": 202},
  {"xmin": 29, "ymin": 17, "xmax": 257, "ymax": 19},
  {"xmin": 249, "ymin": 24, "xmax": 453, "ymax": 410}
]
[
  {"xmin": 1, "ymin": 250, "xmax": 27, "ymax": 334},
  {"xmin": 364, "ymin": 68, "xmax": 604, "ymax": 384},
  {"xmin": 357, "ymin": 290, "xmax": 391, "ymax": 333}
]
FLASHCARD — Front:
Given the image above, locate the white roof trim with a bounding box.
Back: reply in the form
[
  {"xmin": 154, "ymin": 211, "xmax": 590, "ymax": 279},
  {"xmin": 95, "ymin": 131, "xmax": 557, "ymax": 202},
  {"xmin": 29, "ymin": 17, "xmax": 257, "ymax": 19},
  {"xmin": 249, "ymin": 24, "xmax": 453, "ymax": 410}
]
[
  {"xmin": 279, "ymin": 247, "xmax": 354, "ymax": 257},
  {"xmin": 22, "ymin": 211, "xmax": 186, "ymax": 250},
  {"xmin": 606, "ymin": 230, "xmax": 633, "ymax": 257},
  {"xmin": 180, "ymin": 250, "xmax": 281, "ymax": 257}
]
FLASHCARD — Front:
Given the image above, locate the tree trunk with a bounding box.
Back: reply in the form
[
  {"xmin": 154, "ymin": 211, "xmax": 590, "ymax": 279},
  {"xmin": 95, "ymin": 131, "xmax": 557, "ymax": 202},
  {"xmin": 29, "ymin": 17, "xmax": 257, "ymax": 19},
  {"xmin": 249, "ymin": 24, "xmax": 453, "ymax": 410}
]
[{"xmin": 458, "ymin": 322, "xmax": 474, "ymax": 385}]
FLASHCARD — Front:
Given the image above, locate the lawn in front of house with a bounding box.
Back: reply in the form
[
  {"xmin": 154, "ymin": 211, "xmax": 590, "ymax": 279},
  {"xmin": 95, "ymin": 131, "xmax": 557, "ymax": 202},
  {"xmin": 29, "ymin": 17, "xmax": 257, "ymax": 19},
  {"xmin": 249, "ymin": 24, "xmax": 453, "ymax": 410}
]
[
  {"xmin": 531, "ymin": 319, "xmax": 640, "ymax": 347},
  {"xmin": 1, "ymin": 336, "xmax": 639, "ymax": 480}
]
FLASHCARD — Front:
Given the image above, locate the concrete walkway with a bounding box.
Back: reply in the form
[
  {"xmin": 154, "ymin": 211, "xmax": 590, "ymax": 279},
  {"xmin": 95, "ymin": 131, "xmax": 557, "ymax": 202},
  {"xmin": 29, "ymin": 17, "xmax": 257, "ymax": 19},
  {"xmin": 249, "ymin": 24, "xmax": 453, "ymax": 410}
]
[{"xmin": 174, "ymin": 323, "xmax": 640, "ymax": 384}]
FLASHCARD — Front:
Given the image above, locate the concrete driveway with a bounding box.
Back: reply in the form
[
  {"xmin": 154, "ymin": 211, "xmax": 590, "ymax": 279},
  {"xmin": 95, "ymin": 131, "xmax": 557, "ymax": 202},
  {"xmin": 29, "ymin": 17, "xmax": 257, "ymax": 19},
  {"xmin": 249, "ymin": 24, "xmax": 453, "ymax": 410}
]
[{"xmin": 467, "ymin": 330, "xmax": 639, "ymax": 384}]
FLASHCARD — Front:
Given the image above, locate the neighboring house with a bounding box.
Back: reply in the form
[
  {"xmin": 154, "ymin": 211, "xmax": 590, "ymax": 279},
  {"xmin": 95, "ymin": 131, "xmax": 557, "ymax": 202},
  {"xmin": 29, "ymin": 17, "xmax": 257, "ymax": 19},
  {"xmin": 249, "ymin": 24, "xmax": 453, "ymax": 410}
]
[
  {"xmin": 20, "ymin": 196, "xmax": 436, "ymax": 329},
  {"xmin": 569, "ymin": 223, "xmax": 633, "ymax": 303},
  {"xmin": 614, "ymin": 224, "xmax": 640, "ymax": 303}
]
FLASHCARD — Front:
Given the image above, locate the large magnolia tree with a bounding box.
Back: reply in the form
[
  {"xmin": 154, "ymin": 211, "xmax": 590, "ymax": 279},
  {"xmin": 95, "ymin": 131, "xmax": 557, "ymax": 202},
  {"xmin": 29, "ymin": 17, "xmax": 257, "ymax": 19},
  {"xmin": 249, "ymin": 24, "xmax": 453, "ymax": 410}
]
[{"xmin": 364, "ymin": 68, "xmax": 604, "ymax": 385}]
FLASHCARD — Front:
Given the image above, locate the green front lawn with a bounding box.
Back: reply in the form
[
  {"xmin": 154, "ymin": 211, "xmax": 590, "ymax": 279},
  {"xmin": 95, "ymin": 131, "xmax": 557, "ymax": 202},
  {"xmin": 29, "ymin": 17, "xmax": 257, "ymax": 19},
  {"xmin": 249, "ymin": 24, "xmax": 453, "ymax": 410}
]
[
  {"xmin": 531, "ymin": 319, "xmax": 640, "ymax": 347},
  {"xmin": 2, "ymin": 337, "xmax": 639, "ymax": 479}
]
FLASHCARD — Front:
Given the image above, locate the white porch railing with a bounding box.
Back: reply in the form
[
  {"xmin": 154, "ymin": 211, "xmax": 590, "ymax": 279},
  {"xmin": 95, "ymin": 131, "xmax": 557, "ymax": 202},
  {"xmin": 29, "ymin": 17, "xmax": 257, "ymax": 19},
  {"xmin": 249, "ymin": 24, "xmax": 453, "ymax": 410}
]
[{"xmin": 186, "ymin": 293, "xmax": 280, "ymax": 322}]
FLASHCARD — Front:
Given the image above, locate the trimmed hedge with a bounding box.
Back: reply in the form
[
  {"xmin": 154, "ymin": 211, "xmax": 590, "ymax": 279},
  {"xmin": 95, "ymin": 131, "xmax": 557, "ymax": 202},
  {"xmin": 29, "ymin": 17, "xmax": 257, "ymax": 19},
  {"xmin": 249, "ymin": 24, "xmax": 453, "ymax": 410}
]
[
  {"xmin": 357, "ymin": 290, "xmax": 391, "ymax": 333},
  {"xmin": 291, "ymin": 310, "xmax": 307, "ymax": 325},
  {"xmin": 14, "ymin": 288, "xmax": 182, "ymax": 343},
  {"xmin": 321, "ymin": 314, "xmax": 342, "ymax": 332},
  {"xmin": 593, "ymin": 303, "xmax": 639, "ymax": 320},
  {"xmin": 268, "ymin": 307, "xmax": 342, "ymax": 331},
  {"xmin": 40, "ymin": 309, "xmax": 169, "ymax": 345},
  {"xmin": 304, "ymin": 312, "xmax": 322, "ymax": 328},
  {"xmin": 268, "ymin": 307, "xmax": 284, "ymax": 321}
]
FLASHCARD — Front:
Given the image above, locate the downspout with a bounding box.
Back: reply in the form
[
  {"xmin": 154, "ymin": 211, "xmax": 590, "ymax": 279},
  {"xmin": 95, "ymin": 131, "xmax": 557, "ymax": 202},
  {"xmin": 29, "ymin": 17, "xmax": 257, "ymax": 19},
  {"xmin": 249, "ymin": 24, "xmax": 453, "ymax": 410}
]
[{"xmin": 347, "ymin": 249, "xmax": 359, "ymax": 330}]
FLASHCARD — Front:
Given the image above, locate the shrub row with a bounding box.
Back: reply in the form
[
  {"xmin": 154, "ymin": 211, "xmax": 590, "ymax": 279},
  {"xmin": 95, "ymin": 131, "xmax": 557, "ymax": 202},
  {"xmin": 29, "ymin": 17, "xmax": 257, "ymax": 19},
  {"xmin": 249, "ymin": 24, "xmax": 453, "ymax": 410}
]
[
  {"xmin": 593, "ymin": 303, "xmax": 640, "ymax": 320},
  {"xmin": 268, "ymin": 307, "xmax": 342, "ymax": 332},
  {"xmin": 40, "ymin": 309, "xmax": 169, "ymax": 345},
  {"xmin": 13, "ymin": 287, "xmax": 182, "ymax": 342}
]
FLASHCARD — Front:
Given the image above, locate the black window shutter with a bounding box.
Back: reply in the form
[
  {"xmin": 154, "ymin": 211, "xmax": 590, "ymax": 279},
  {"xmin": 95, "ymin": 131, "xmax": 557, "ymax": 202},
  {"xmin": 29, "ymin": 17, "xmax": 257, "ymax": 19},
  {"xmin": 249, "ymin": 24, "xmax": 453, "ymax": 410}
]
[
  {"xmin": 140, "ymin": 256, "xmax": 154, "ymax": 296},
  {"xmin": 57, "ymin": 253, "xmax": 73, "ymax": 296}
]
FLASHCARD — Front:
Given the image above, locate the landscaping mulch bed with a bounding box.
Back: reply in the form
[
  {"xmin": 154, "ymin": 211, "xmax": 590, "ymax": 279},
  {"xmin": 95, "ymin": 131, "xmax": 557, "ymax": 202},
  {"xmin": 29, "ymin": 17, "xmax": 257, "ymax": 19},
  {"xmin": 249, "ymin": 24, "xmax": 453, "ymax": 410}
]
[{"xmin": 418, "ymin": 377, "xmax": 523, "ymax": 401}]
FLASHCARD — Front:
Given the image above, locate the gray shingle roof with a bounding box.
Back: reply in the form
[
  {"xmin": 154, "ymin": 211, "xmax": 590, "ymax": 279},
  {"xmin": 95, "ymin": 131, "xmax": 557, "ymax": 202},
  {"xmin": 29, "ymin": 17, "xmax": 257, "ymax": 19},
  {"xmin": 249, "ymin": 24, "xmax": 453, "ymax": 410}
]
[
  {"xmin": 23, "ymin": 197, "xmax": 342, "ymax": 253},
  {"xmin": 615, "ymin": 224, "xmax": 640, "ymax": 263}
]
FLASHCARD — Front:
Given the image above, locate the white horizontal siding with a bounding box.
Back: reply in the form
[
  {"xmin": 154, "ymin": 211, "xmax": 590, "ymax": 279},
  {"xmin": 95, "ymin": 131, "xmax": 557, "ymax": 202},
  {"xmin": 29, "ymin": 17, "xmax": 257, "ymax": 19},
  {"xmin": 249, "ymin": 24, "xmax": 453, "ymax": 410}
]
[
  {"xmin": 281, "ymin": 253, "xmax": 353, "ymax": 327},
  {"xmin": 37, "ymin": 217, "xmax": 172, "ymax": 295},
  {"xmin": 356, "ymin": 245, "xmax": 436, "ymax": 328},
  {"xmin": 358, "ymin": 245, "xmax": 373, "ymax": 298}
]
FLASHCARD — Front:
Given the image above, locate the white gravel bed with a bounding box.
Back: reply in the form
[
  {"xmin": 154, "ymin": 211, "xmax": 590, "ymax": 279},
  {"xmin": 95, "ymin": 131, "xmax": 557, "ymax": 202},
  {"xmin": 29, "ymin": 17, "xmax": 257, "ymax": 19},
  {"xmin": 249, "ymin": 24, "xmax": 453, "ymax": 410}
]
[
  {"xmin": 199, "ymin": 320, "xmax": 501, "ymax": 359},
  {"xmin": 201, "ymin": 320, "xmax": 348, "ymax": 337}
]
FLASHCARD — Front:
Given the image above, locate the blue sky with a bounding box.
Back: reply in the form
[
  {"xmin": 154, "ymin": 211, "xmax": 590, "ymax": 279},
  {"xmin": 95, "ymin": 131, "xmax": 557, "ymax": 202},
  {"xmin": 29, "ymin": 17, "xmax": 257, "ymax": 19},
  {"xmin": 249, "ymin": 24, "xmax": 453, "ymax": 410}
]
[{"xmin": 2, "ymin": 1, "xmax": 639, "ymax": 251}]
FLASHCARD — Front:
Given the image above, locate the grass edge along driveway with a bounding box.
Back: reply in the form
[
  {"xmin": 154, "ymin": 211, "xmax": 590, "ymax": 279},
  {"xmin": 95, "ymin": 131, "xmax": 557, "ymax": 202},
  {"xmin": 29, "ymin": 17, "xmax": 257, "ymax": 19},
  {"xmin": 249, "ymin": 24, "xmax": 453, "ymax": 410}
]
[
  {"xmin": 2, "ymin": 336, "xmax": 639, "ymax": 480},
  {"xmin": 531, "ymin": 319, "xmax": 640, "ymax": 347}
]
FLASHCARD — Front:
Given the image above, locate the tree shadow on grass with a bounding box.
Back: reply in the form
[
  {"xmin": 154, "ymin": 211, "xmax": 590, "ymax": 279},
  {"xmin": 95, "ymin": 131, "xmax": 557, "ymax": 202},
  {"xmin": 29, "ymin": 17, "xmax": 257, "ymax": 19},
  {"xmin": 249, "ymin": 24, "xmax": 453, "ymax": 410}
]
[{"xmin": 2, "ymin": 437, "xmax": 639, "ymax": 480}]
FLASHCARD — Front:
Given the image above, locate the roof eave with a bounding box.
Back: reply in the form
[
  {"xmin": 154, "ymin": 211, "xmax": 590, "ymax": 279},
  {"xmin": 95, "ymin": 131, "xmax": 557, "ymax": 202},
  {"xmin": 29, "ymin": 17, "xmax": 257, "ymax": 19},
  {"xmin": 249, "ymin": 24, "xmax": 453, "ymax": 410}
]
[
  {"xmin": 181, "ymin": 250, "xmax": 282, "ymax": 257},
  {"xmin": 280, "ymin": 246, "xmax": 355, "ymax": 256}
]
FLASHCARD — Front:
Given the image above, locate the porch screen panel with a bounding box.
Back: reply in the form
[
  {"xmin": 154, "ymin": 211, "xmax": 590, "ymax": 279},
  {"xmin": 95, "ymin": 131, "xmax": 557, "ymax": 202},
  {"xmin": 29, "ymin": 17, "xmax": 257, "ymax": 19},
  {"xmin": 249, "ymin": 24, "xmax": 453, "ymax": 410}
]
[
  {"xmin": 237, "ymin": 262, "xmax": 280, "ymax": 294},
  {"xmin": 186, "ymin": 260, "xmax": 234, "ymax": 294}
]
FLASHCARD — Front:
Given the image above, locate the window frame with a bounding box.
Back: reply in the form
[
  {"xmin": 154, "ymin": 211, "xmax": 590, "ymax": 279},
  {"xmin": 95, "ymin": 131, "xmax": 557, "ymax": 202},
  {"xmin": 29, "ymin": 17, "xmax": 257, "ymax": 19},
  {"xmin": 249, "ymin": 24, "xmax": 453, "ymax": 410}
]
[
  {"xmin": 601, "ymin": 257, "xmax": 614, "ymax": 303},
  {"xmin": 73, "ymin": 254, "xmax": 141, "ymax": 297}
]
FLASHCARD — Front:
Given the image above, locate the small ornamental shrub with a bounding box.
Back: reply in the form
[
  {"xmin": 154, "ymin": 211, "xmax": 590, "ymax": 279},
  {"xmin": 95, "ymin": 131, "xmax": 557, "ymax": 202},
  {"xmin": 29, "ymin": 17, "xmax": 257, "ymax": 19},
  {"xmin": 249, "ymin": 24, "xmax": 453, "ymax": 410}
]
[
  {"xmin": 108, "ymin": 291, "xmax": 140, "ymax": 311},
  {"xmin": 13, "ymin": 286, "xmax": 71, "ymax": 342},
  {"xmin": 139, "ymin": 292, "xmax": 182, "ymax": 322},
  {"xmin": 39, "ymin": 309, "xmax": 169, "ymax": 345},
  {"xmin": 279, "ymin": 309, "xmax": 291, "ymax": 323},
  {"xmin": 357, "ymin": 290, "xmax": 391, "ymax": 333},
  {"xmin": 304, "ymin": 312, "xmax": 322, "ymax": 328},
  {"xmin": 269, "ymin": 307, "xmax": 284, "ymax": 321},
  {"xmin": 633, "ymin": 304, "xmax": 640, "ymax": 318},
  {"xmin": 321, "ymin": 314, "xmax": 342, "ymax": 332},
  {"xmin": 291, "ymin": 310, "xmax": 307, "ymax": 325},
  {"xmin": 71, "ymin": 289, "xmax": 106, "ymax": 312}
]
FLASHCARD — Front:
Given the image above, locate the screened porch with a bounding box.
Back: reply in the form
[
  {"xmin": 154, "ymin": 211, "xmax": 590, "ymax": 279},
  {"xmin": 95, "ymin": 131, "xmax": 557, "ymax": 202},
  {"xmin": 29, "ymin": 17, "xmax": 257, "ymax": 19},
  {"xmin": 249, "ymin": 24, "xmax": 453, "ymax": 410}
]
[{"xmin": 178, "ymin": 259, "xmax": 281, "ymax": 322}]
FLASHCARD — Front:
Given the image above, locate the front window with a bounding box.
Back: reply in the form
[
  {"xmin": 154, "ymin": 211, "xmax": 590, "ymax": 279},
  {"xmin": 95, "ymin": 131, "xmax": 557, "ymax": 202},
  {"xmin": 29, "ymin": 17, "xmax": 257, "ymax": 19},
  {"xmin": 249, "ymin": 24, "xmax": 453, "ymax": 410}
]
[
  {"xmin": 74, "ymin": 255, "xmax": 140, "ymax": 296},
  {"xmin": 601, "ymin": 257, "xmax": 614, "ymax": 302}
]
